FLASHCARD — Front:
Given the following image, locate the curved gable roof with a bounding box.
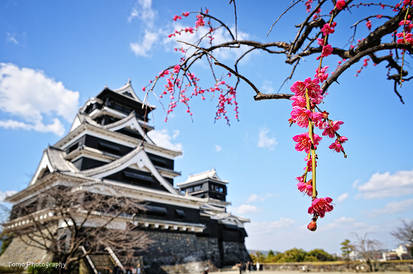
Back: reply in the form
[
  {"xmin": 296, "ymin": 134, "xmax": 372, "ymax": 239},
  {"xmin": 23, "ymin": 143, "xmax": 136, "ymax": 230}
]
[
  {"xmin": 29, "ymin": 147, "xmax": 78, "ymax": 186},
  {"xmin": 80, "ymin": 145, "xmax": 178, "ymax": 195}
]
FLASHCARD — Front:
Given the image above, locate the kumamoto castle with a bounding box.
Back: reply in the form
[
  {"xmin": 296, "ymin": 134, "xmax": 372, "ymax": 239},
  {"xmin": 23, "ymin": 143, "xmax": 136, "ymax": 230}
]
[{"xmin": 0, "ymin": 81, "xmax": 251, "ymax": 273}]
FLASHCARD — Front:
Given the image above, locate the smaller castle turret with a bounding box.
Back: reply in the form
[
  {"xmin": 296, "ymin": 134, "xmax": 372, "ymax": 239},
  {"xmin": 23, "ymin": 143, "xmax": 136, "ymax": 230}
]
[{"xmin": 177, "ymin": 169, "xmax": 227, "ymax": 201}]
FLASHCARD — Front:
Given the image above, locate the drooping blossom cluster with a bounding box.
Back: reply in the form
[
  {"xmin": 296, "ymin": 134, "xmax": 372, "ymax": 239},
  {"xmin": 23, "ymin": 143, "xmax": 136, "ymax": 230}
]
[
  {"xmin": 290, "ymin": 73, "xmax": 347, "ymax": 227},
  {"xmin": 397, "ymin": 18, "xmax": 413, "ymax": 45},
  {"xmin": 289, "ymin": 1, "xmax": 354, "ymax": 231},
  {"xmin": 392, "ymin": 1, "xmax": 413, "ymax": 85},
  {"xmin": 355, "ymin": 58, "xmax": 370, "ymax": 77},
  {"xmin": 143, "ymin": 9, "xmax": 239, "ymax": 124}
]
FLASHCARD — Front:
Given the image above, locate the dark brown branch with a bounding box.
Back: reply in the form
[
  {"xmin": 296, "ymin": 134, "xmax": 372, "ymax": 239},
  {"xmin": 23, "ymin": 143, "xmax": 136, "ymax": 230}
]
[
  {"xmin": 289, "ymin": 0, "xmax": 328, "ymax": 54},
  {"xmin": 323, "ymin": 43, "xmax": 413, "ymax": 92},
  {"xmin": 254, "ymin": 93, "xmax": 293, "ymax": 101},
  {"xmin": 356, "ymin": 8, "xmax": 413, "ymax": 54},
  {"xmin": 267, "ymin": 0, "xmax": 303, "ymax": 36},
  {"xmin": 200, "ymin": 12, "xmax": 235, "ymax": 40},
  {"xmin": 213, "ymin": 61, "xmax": 292, "ymax": 100},
  {"xmin": 229, "ymin": 0, "xmax": 238, "ymax": 39}
]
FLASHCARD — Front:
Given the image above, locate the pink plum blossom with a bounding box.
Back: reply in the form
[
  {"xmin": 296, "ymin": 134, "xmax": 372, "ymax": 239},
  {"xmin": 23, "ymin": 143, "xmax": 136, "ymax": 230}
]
[
  {"xmin": 314, "ymin": 66, "xmax": 329, "ymax": 83},
  {"xmin": 290, "ymin": 95, "xmax": 307, "ymax": 108},
  {"xmin": 311, "ymin": 111, "xmax": 325, "ymax": 129},
  {"xmin": 366, "ymin": 20, "xmax": 372, "ymax": 30},
  {"xmin": 322, "ymin": 120, "xmax": 343, "ymax": 138},
  {"xmin": 293, "ymin": 133, "xmax": 322, "ymax": 153},
  {"xmin": 335, "ymin": 0, "xmax": 346, "ymax": 10},
  {"xmin": 195, "ymin": 14, "xmax": 205, "ymax": 28},
  {"xmin": 321, "ymin": 44, "xmax": 333, "ymax": 57},
  {"xmin": 297, "ymin": 181, "xmax": 313, "ymax": 197},
  {"xmin": 290, "ymin": 78, "xmax": 323, "ymax": 104},
  {"xmin": 308, "ymin": 197, "xmax": 334, "ymax": 217},
  {"xmin": 329, "ymin": 136, "xmax": 348, "ymax": 152},
  {"xmin": 321, "ymin": 22, "xmax": 336, "ymax": 36},
  {"xmin": 290, "ymin": 107, "xmax": 312, "ymax": 128}
]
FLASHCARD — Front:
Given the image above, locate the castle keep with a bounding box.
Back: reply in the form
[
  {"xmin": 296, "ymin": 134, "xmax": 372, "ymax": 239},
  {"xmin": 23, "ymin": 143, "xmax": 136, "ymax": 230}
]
[{"xmin": 0, "ymin": 81, "xmax": 250, "ymax": 273}]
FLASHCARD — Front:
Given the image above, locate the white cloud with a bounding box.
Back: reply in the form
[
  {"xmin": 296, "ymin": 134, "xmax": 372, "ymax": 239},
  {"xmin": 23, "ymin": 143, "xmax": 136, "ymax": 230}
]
[
  {"xmin": 246, "ymin": 194, "xmax": 259, "ymax": 203},
  {"xmin": 257, "ymin": 128, "xmax": 277, "ymax": 150},
  {"xmin": 148, "ymin": 129, "xmax": 182, "ymax": 151},
  {"xmin": 130, "ymin": 31, "xmax": 158, "ymax": 57},
  {"xmin": 164, "ymin": 23, "xmax": 250, "ymax": 61},
  {"xmin": 230, "ymin": 204, "xmax": 258, "ymax": 216},
  {"xmin": 172, "ymin": 129, "xmax": 179, "ymax": 139},
  {"xmin": 246, "ymin": 193, "xmax": 275, "ymax": 203},
  {"xmin": 0, "ymin": 118, "xmax": 65, "ymax": 136},
  {"xmin": 261, "ymin": 80, "xmax": 274, "ymax": 93},
  {"xmin": 372, "ymin": 198, "xmax": 413, "ymax": 216},
  {"xmin": 129, "ymin": 0, "xmax": 158, "ymax": 56},
  {"xmin": 128, "ymin": 0, "xmax": 156, "ymax": 26},
  {"xmin": 129, "ymin": 2, "xmax": 252, "ymax": 61},
  {"xmin": 215, "ymin": 145, "xmax": 222, "ymax": 152},
  {"xmin": 0, "ymin": 190, "xmax": 17, "ymax": 202},
  {"xmin": 6, "ymin": 32, "xmax": 18, "ymax": 45},
  {"xmin": 247, "ymin": 218, "xmax": 295, "ymax": 235},
  {"xmin": 337, "ymin": 193, "xmax": 349, "ymax": 203},
  {"xmin": 0, "ymin": 63, "xmax": 79, "ymax": 136},
  {"xmin": 320, "ymin": 216, "xmax": 377, "ymax": 233},
  {"xmin": 357, "ymin": 170, "xmax": 413, "ymax": 199}
]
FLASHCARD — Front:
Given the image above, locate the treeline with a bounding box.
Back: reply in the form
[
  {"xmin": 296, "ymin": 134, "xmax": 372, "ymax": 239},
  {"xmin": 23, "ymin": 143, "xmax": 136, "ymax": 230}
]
[{"xmin": 250, "ymin": 248, "xmax": 337, "ymax": 263}]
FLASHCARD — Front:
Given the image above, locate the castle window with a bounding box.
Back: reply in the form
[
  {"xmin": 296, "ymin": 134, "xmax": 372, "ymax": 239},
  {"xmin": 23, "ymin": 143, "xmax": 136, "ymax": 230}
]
[
  {"xmin": 144, "ymin": 205, "xmax": 167, "ymax": 216},
  {"xmin": 66, "ymin": 142, "xmax": 79, "ymax": 154},
  {"xmin": 123, "ymin": 171, "xmax": 153, "ymax": 182},
  {"xmin": 98, "ymin": 141, "xmax": 121, "ymax": 154},
  {"xmin": 214, "ymin": 185, "xmax": 224, "ymax": 193},
  {"xmin": 193, "ymin": 185, "xmax": 202, "ymax": 191},
  {"xmin": 175, "ymin": 209, "xmax": 185, "ymax": 218}
]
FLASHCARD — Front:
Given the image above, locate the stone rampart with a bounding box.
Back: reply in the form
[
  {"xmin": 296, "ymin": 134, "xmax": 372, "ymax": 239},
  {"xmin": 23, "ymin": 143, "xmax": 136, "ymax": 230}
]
[{"xmin": 262, "ymin": 260, "xmax": 413, "ymax": 272}]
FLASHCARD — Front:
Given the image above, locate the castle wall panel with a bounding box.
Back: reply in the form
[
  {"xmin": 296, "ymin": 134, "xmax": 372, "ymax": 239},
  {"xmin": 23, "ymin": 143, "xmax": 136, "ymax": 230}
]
[{"xmin": 105, "ymin": 169, "xmax": 169, "ymax": 192}]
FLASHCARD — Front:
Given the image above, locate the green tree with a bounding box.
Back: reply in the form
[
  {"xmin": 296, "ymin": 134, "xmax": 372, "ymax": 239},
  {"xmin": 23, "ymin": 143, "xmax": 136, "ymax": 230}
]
[
  {"xmin": 276, "ymin": 248, "xmax": 307, "ymax": 262},
  {"xmin": 254, "ymin": 251, "xmax": 266, "ymax": 263},
  {"xmin": 250, "ymin": 253, "xmax": 257, "ymax": 263},
  {"xmin": 265, "ymin": 249, "xmax": 281, "ymax": 263},
  {"xmin": 307, "ymin": 249, "xmax": 335, "ymax": 261},
  {"xmin": 392, "ymin": 220, "xmax": 413, "ymax": 257},
  {"xmin": 340, "ymin": 239, "xmax": 354, "ymax": 261},
  {"xmin": 303, "ymin": 255, "xmax": 318, "ymax": 262}
]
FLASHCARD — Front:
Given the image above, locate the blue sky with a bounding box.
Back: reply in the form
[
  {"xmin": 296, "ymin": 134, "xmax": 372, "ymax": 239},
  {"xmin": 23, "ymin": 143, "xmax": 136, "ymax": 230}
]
[{"xmin": 1, "ymin": 0, "xmax": 413, "ymax": 254}]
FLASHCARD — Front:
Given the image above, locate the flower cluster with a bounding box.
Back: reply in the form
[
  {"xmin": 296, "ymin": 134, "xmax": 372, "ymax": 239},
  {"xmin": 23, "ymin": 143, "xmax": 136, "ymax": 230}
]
[
  {"xmin": 290, "ymin": 71, "xmax": 346, "ymax": 229},
  {"xmin": 366, "ymin": 20, "xmax": 372, "ymax": 30},
  {"xmin": 335, "ymin": 0, "xmax": 346, "ymax": 10},
  {"xmin": 355, "ymin": 58, "xmax": 370, "ymax": 77},
  {"xmin": 396, "ymin": 19, "xmax": 413, "ymax": 45},
  {"xmin": 308, "ymin": 197, "xmax": 334, "ymax": 218},
  {"xmin": 143, "ymin": 10, "xmax": 239, "ymax": 124},
  {"xmin": 321, "ymin": 22, "xmax": 336, "ymax": 36},
  {"xmin": 290, "ymin": 1, "xmax": 352, "ymax": 231}
]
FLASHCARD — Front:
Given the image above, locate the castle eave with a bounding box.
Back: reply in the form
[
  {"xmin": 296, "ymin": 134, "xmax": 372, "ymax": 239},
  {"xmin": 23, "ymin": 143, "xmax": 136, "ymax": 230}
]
[{"xmin": 6, "ymin": 173, "xmax": 90, "ymax": 203}]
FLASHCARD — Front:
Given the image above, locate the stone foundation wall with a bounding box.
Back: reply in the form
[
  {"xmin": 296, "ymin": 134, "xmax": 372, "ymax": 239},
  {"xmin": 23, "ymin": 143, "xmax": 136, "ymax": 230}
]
[
  {"xmin": 262, "ymin": 261, "xmax": 413, "ymax": 272},
  {"xmin": 137, "ymin": 231, "xmax": 219, "ymax": 271},
  {"xmin": 0, "ymin": 237, "xmax": 52, "ymax": 266},
  {"xmin": 115, "ymin": 230, "xmax": 249, "ymax": 273},
  {"xmin": 223, "ymin": 241, "xmax": 250, "ymax": 265}
]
